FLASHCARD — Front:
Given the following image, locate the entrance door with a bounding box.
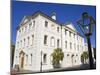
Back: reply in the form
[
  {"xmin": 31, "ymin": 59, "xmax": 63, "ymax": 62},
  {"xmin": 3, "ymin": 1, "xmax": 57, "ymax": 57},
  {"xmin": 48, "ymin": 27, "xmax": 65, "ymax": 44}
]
[
  {"xmin": 19, "ymin": 50, "xmax": 25, "ymax": 69},
  {"xmin": 21, "ymin": 56, "xmax": 24, "ymax": 68}
]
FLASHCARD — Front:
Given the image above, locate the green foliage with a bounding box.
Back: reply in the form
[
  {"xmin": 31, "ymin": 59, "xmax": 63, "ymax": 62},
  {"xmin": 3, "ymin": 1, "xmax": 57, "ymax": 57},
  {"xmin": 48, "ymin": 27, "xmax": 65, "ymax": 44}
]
[
  {"xmin": 93, "ymin": 48, "xmax": 96, "ymax": 60},
  {"xmin": 11, "ymin": 44, "xmax": 15, "ymax": 67},
  {"xmin": 81, "ymin": 51, "xmax": 89, "ymax": 64},
  {"xmin": 51, "ymin": 48, "xmax": 64, "ymax": 65}
]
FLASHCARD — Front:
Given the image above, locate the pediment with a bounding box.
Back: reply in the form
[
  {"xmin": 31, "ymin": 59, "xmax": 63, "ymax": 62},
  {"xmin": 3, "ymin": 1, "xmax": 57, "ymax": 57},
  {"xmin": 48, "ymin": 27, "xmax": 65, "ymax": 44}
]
[
  {"xmin": 20, "ymin": 16, "xmax": 31, "ymax": 26},
  {"xmin": 65, "ymin": 23, "xmax": 77, "ymax": 32}
]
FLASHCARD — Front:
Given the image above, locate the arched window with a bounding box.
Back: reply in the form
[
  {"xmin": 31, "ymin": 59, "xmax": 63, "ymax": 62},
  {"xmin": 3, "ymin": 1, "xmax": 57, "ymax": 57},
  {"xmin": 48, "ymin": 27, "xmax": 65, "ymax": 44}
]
[
  {"xmin": 26, "ymin": 55, "xmax": 28, "ymax": 65},
  {"xmin": 51, "ymin": 37, "xmax": 55, "ymax": 47},
  {"xmin": 43, "ymin": 54, "xmax": 47, "ymax": 64},
  {"xmin": 20, "ymin": 40, "xmax": 22, "ymax": 48},
  {"xmin": 30, "ymin": 54, "xmax": 32, "ymax": 65},
  {"xmin": 32, "ymin": 35, "xmax": 34, "ymax": 45},
  {"xmin": 28, "ymin": 37, "xmax": 30, "ymax": 46}
]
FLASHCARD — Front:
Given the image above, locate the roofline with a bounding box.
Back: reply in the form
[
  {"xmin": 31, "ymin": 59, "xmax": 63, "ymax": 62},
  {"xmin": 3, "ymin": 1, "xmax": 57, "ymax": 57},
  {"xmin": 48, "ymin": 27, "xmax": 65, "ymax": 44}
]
[
  {"xmin": 31, "ymin": 11, "xmax": 63, "ymax": 26},
  {"xmin": 17, "ymin": 11, "xmax": 84, "ymax": 38}
]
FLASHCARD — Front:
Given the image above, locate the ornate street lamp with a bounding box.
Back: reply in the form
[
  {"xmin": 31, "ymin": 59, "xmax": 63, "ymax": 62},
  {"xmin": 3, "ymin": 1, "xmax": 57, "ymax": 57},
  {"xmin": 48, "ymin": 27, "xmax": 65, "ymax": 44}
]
[{"xmin": 77, "ymin": 12, "xmax": 96, "ymax": 69}]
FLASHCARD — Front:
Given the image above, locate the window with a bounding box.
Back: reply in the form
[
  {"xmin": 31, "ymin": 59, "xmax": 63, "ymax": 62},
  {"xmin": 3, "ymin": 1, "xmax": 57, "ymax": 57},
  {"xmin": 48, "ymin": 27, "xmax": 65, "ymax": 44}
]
[
  {"xmin": 77, "ymin": 36, "xmax": 78, "ymax": 40},
  {"xmin": 51, "ymin": 24, "xmax": 55, "ymax": 30},
  {"xmin": 74, "ymin": 34, "xmax": 75, "ymax": 38},
  {"xmin": 22, "ymin": 28, "xmax": 23, "ymax": 33},
  {"xmin": 82, "ymin": 46, "xmax": 83, "ymax": 51},
  {"xmin": 57, "ymin": 27, "xmax": 59, "ymax": 32},
  {"xmin": 77, "ymin": 45, "xmax": 79, "ymax": 51},
  {"xmin": 67, "ymin": 54, "xmax": 69, "ymax": 56},
  {"xmin": 30, "ymin": 54, "xmax": 32, "ymax": 65},
  {"xmin": 74, "ymin": 43, "xmax": 76, "ymax": 50},
  {"xmin": 28, "ymin": 37, "xmax": 30, "ymax": 45},
  {"xmin": 20, "ymin": 40, "xmax": 22, "ymax": 47},
  {"xmin": 70, "ymin": 42, "xmax": 72, "ymax": 49},
  {"xmin": 80, "ymin": 45, "xmax": 81, "ymax": 50},
  {"xmin": 57, "ymin": 39, "xmax": 60, "ymax": 48},
  {"xmin": 32, "ymin": 35, "xmax": 34, "ymax": 45},
  {"xmin": 29, "ymin": 22, "xmax": 32, "ymax": 29},
  {"xmin": 19, "ymin": 29, "xmax": 21, "ymax": 35},
  {"xmin": 17, "ymin": 30, "xmax": 20, "ymax": 37},
  {"xmin": 43, "ymin": 54, "xmax": 47, "ymax": 64},
  {"xmin": 65, "ymin": 41, "xmax": 67, "ymax": 49},
  {"xmin": 51, "ymin": 37, "xmax": 55, "ymax": 47},
  {"xmin": 44, "ymin": 35, "xmax": 48, "ymax": 45},
  {"xmin": 25, "ymin": 26, "xmax": 27, "ymax": 32},
  {"xmin": 33, "ymin": 20, "xmax": 35, "ymax": 27},
  {"xmin": 17, "ymin": 42, "xmax": 19, "ymax": 49},
  {"xmin": 26, "ymin": 55, "xmax": 28, "ymax": 65},
  {"xmin": 45, "ymin": 21, "xmax": 48, "ymax": 27},
  {"xmin": 24, "ymin": 38, "xmax": 25, "ymax": 46},
  {"xmin": 19, "ymin": 29, "xmax": 21, "ymax": 33},
  {"xmin": 78, "ymin": 36, "xmax": 80, "ymax": 41},
  {"xmin": 81, "ymin": 38, "xmax": 82, "ymax": 42},
  {"xmin": 65, "ymin": 29, "xmax": 67, "ymax": 35},
  {"xmin": 69, "ymin": 31, "xmax": 71, "ymax": 37},
  {"xmin": 16, "ymin": 56, "xmax": 17, "ymax": 58}
]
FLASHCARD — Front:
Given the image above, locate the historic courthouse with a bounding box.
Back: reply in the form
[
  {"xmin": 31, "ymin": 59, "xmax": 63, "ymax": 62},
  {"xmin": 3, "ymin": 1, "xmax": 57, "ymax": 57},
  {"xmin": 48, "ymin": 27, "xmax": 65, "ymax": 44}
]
[{"xmin": 13, "ymin": 11, "xmax": 89, "ymax": 71}]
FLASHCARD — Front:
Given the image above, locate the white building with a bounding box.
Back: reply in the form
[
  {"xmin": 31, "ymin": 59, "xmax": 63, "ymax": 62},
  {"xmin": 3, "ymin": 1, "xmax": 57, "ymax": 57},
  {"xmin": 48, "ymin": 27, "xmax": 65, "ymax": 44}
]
[{"xmin": 13, "ymin": 11, "xmax": 87, "ymax": 71}]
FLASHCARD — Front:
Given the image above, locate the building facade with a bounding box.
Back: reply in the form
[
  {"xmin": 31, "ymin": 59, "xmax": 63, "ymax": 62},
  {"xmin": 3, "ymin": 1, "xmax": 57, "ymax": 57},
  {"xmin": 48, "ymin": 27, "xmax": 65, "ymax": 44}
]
[{"xmin": 13, "ymin": 11, "xmax": 86, "ymax": 71}]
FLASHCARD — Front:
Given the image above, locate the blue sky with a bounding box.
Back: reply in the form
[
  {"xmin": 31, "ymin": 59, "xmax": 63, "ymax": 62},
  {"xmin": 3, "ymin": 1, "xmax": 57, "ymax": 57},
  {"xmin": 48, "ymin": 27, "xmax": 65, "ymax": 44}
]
[{"xmin": 12, "ymin": 1, "xmax": 96, "ymax": 48}]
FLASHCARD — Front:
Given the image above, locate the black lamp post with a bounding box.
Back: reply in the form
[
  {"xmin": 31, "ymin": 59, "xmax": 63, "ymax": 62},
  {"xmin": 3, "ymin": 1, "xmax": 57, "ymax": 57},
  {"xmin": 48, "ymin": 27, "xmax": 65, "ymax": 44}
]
[
  {"xmin": 40, "ymin": 50, "xmax": 42, "ymax": 72},
  {"xmin": 77, "ymin": 12, "xmax": 96, "ymax": 69}
]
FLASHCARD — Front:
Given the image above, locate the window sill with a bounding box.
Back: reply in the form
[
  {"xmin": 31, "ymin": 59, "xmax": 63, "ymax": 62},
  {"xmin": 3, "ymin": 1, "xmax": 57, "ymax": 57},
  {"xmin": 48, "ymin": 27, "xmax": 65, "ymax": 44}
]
[{"xmin": 42, "ymin": 63, "xmax": 47, "ymax": 65}]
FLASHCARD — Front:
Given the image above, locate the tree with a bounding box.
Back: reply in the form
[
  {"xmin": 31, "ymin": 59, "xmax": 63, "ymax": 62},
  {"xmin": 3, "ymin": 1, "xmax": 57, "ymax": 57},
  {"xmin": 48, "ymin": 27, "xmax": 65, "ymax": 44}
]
[
  {"xmin": 81, "ymin": 51, "xmax": 89, "ymax": 64},
  {"xmin": 51, "ymin": 48, "xmax": 64, "ymax": 68},
  {"xmin": 93, "ymin": 48, "xmax": 96, "ymax": 60},
  {"xmin": 11, "ymin": 43, "xmax": 15, "ymax": 67}
]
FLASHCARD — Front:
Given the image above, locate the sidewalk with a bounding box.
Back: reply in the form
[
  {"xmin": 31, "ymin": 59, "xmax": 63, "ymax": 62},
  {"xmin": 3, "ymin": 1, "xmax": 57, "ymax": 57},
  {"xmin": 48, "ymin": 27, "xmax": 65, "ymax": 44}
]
[{"xmin": 12, "ymin": 64, "xmax": 96, "ymax": 75}]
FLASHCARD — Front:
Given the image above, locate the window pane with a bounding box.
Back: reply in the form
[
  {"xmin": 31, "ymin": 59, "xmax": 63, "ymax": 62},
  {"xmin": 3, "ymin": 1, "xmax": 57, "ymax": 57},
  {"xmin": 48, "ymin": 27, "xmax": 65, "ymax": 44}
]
[
  {"xmin": 43, "ymin": 54, "xmax": 47, "ymax": 63},
  {"xmin": 33, "ymin": 21, "xmax": 35, "ymax": 27},
  {"xmin": 51, "ymin": 37, "xmax": 55, "ymax": 47},
  {"xmin": 57, "ymin": 39, "xmax": 60, "ymax": 48},
  {"xmin": 70, "ymin": 42, "xmax": 72, "ymax": 49},
  {"xmin": 44, "ymin": 35, "xmax": 47, "ymax": 45},
  {"xmin": 57, "ymin": 27, "xmax": 59, "ymax": 32},
  {"xmin": 65, "ymin": 29, "xmax": 67, "ymax": 35},
  {"xmin": 65, "ymin": 41, "xmax": 67, "ymax": 48},
  {"xmin": 29, "ymin": 22, "xmax": 32, "ymax": 29},
  {"xmin": 45, "ymin": 21, "xmax": 48, "ymax": 27}
]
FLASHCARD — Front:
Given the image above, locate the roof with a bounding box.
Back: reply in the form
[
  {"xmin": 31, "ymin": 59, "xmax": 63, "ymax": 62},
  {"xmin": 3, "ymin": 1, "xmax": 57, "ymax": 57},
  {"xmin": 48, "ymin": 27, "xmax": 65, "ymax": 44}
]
[
  {"xmin": 17, "ymin": 11, "xmax": 84, "ymax": 37},
  {"xmin": 31, "ymin": 11, "xmax": 63, "ymax": 25}
]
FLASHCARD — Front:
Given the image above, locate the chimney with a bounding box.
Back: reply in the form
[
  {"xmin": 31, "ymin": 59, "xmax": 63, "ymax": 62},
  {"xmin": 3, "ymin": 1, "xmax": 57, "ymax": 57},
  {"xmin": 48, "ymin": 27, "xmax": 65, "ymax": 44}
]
[{"xmin": 51, "ymin": 12, "xmax": 56, "ymax": 20}]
